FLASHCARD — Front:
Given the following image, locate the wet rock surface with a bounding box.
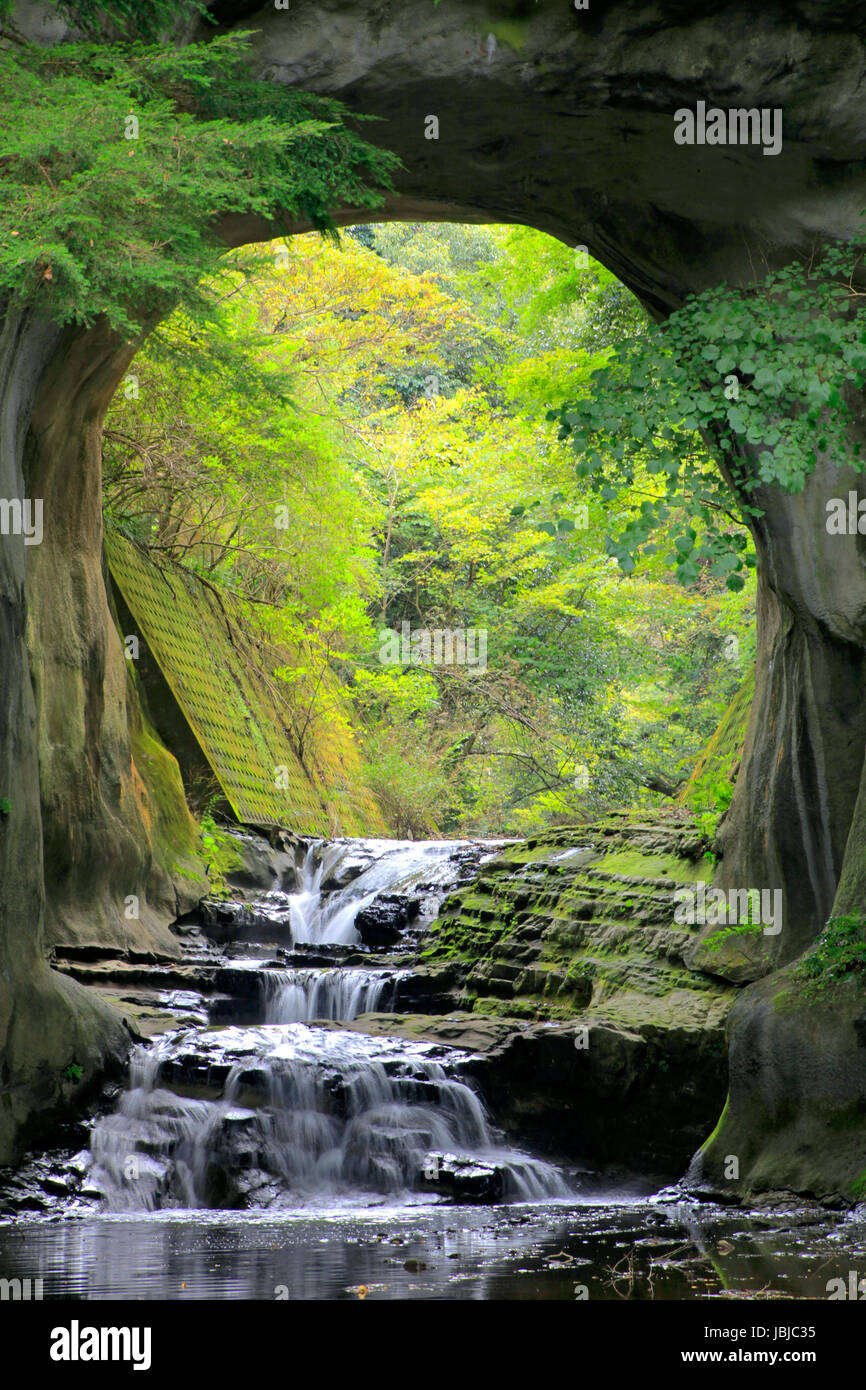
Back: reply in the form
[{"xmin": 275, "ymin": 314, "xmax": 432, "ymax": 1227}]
[
  {"xmin": 46, "ymin": 833, "xmax": 501, "ymax": 1039},
  {"xmin": 5, "ymin": 822, "xmax": 740, "ymax": 1208},
  {"xmin": 6, "ymin": 822, "xmax": 866, "ymax": 1258},
  {"xmin": 0, "ymin": 835, "xmax": 573, "ymax": 1215},
  {"xmin": 413, "ymin": 811, "xmax": 736, "ymax": 1170},
  {"xmin": 30, "ymin": 1023, "xmax": 567, "ymax": 1212},
  {"xmin": 355, "ymin": 894, "xmax": 421, "ymax": 948}
]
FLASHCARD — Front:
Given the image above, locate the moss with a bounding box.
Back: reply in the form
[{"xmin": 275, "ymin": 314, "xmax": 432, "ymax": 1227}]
[
  {"xmin": 127, "ymin": 668, "xmax": 208, "ymax": 897},
  {"xmin": 472, "ymin": 996, "xmax": 549, "ymax": 1020},
  {"xmin": 564, "ymin": 958, "xmax": 595, "ymax": 989},
  {"xmin": 701, "ymin": 921, "xmax": 765, "ymax": 953},
  {"xmin": 597, "ymin": 850, "xmax": 706, "ymax": 882},
  {"xmin": 680, "ymin": 667, "xmax": 754, "ymax": 814},
  {"xmin": 481, "ymin": 18, "xmax": 529, "ymax": 49},
  {"xmin": 422, "ymin": 814, "xmax": 736, "ymax": 1059},
  {"xmin": 198, "ymin": 814, "xmax": 245, "ymax": 898},
  {"xmin": 849, "ymin": 1167, "xmax": 866, "ymax": 1199},
  {"xmin": 421, "ymin": 908, "xmax": 513, "ymax": 965},
  {"xmin": 827, "ymin": 1100, "xmax": 866, "ymax": 1132},
  {"xmin": 793, "ymin": 915, "xmax": 866, "ymax": 997},
  {"xmin": 107, "ymin": 529, "xmax": 385, "ymax": 835}
]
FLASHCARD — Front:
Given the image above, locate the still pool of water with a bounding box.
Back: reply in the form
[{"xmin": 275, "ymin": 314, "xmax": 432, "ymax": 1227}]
[{"xmin": 2, "ymin": 1198, "xmax": 866, "ymax": 1300}]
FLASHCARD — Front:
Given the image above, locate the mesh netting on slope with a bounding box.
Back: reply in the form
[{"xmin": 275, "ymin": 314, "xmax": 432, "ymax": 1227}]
[{"xmin": 106, "ymin": 530, "xmax": 383, "ymax": 834}]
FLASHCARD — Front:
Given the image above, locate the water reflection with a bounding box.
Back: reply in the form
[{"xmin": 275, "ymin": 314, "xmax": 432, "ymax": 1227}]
[{"xmin": 1, "ymin": 1199, "xmax": 865, "ymax": 1300}]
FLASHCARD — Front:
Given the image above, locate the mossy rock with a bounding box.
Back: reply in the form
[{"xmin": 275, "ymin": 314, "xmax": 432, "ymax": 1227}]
[
  {"xmin": 698, "ymin": 965, "xmax": 866, "ymax": 1199},
  {"xmin": 680, "ymin": 667, "xmax": 754, "ymax": 813}
]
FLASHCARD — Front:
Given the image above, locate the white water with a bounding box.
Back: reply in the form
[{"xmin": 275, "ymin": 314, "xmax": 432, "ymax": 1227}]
[
  {"xmin": 86, "ymin": 836, "xmax": 568, "ymax": 1214},
  {"xmin": 262, "ymin": 967, "xmax": 406, "ymax": 1023},
  {"xmin": 271, "ymin": 838, "xmax": 497, "ymax": 946},
  {"xmin": 89, "ymin": 1025, "xmax": 569, "ymax": 1211}
]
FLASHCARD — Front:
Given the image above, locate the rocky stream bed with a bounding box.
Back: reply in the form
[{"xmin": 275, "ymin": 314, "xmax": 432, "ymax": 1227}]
[{"xmin": 1, "ymin": 818, "xmax": 863, "ymax": 1300}]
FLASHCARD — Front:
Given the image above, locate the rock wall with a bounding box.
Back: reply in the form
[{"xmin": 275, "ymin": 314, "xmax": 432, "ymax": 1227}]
[
  {"xmin": 4, "ymin": 0, "xmax": 866, "ymax": 1180},
  {"xmin": 418, "ymin": 811, "xmax": 735, "ymax": 1171},
  {"xmin": 678, "ymin": 668, "xmax": 754, "ymax": 815},
  {"xmin": 696, "ymin": 965, "xmax": 866, "ymax": 1200},
  {"xmin": 0, "ymin": 312, "xmax": 140, "ymax": 1163}
]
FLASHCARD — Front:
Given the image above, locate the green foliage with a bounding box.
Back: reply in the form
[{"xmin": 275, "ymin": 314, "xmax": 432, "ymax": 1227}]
[
  {"xmin": 550, "ymin": 235, "xmax": 866, "ymax": 586},
  {"xmin": 702, "ymin": 919, "xmax": 764, "ymax": 953},
  {"xmin": 105, "ymin": 220, "xmax": 756, "ymax": 838},
  {"xmin": 199, "ymin": 813, "xmax": 244, "ymax": 896},
  {"xmin": 0, "ymin": 0, "xmax": 210, "ymax": 37},
  {"xmin": 103, "ymin": 234, "xmax": 446, "ymax": 758},
  {"xmin": 691, "ymin": 777, "xmax": 734, "ymax": 841},
  {"xmin": 794, "ymin": 916, "xmax": 866, "ymax": 996},
  {"xmin": 680, "ymin": 664, "xmax": 753, "ymax": 827},
  {"xmin": 0, "ymin": 797, "xmax": 11, "ymax": 815},
  {"xmin": 61, "ymin": 1061, "xmax": 84, "ymax": 1081},
  {"xmin": 347, "ymin": 223, "xmax": 754, "ymax": 833},
  {"xmin": 0, "ymin": 32, "xmax": 397, "ymax": 335},
  {"xmin": 361, "ymin": 724, "xmax": 451, "ymax": 837}
]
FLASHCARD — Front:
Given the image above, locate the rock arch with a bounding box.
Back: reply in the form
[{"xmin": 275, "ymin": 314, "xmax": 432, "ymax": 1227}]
[{"xmin": 3, "ymin": 0, "xmax": 866, "ymax": 1180}]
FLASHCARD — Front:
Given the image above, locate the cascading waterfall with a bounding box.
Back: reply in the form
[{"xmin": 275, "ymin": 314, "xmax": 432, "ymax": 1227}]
[
  {"xmin": 262, "ymin": 967, "xmax": 404, "ymax": 1023},
  {"xmin": 275, "ymin": 840, "xmax": 385, "ymax": 945},
  {"xmin": 84, "ymin": 835, "xmax": 569, "ymax": 1216},
  {"xmin": 274, "ymin": 838, "xmax": 492, "ymax": 946},
  {"xmin": 89, "ymin": 1025, "xmax": 569, "ymax": 1211}
]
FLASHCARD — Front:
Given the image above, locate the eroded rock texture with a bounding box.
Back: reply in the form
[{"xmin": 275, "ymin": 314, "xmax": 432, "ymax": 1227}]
[{"xmin": 4, "ymin": 0, "xmax": 866, "ymax": 1178}]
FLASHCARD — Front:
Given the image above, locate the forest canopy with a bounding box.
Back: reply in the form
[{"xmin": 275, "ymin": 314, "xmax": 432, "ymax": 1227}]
[
  {"xmin": 103, "ymin": 222, "xmax": 756, "ymax": 836},
  {"xmin": 0, "ymin": 8, "xmax": 776, "ymax": 839}
]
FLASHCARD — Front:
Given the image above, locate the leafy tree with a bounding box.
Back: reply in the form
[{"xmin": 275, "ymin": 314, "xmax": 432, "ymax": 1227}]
[
  {"xmin": 0, "ymin": 31, "xmax": 398, "ymax": 336},
  {"xmin": 550, "ymin": 236, "xmax": 866, "ymax": 589},
  {"xmin": 105, "ymin": 219, "xmax": 756, "ymax": 837},
  {"xmin": 103, "ymin": 234, "xmax": 476, "ymax": 768},
  {"xmin": 350, "ymin": 225, "xmax": 754, "ymax": 832},
  {"xmin": 0, "ymin": 0, "xmax": 210, "ymax": 39}
]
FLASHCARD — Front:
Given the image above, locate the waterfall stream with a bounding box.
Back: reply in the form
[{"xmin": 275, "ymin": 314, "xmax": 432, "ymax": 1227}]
[
  {"xmin": 85, "ymin": 836, "xmax": 569, "ymax": 1213},
  {"xmin": 89, "ymin": 1026, "xmax": 568, "ymax": 1211},
  {"xmin": 261, "ymin": 967, "xmax": 405, "ymax": 1023},
  {"xmin": 261, "ymin": 837, "xmax": 496, "ymax": 945},
  {"xmin": 4, "ymin": 836, "xmax": 863, "ymax": 1307}
]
